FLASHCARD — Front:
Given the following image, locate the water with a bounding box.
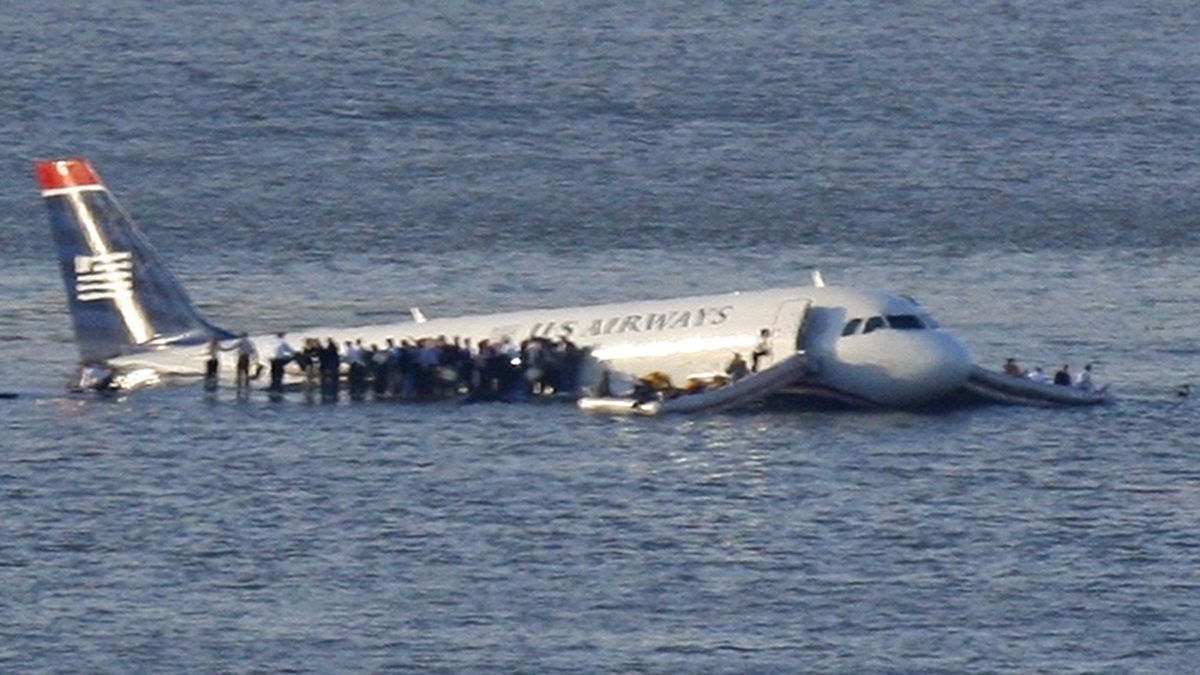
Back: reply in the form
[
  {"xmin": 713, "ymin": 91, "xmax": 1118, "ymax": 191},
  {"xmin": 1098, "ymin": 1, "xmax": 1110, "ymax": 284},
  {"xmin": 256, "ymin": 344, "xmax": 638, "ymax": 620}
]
[{"xmin": 2, "ymin": 1, "xmax": 1199, "ymax": 671}]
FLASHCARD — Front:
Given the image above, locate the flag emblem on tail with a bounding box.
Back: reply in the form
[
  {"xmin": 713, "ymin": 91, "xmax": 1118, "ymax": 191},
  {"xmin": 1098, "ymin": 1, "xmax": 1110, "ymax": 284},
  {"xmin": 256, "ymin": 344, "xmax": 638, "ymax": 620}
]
[{"xmin": 74, "ymin": 251, "xmax": 133, "ymax": 302}]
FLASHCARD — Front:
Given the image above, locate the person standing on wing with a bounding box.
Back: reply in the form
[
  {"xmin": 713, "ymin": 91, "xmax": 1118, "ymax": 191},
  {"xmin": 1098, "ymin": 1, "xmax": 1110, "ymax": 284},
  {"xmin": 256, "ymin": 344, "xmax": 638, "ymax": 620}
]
[
  {"xmin": 751, "ymin": 328, "xmax": 771, "ymax": 372},
  {"xmin": 204, "ymin": 337, "xmax": 220, "ymax": 391},
  {"xmin": 226, "ymin": 332, "xmax": 258, "ymax": 393},
  {"xmin": 269, "ymin": 332, "xmax": 295, "ymax": 392}
]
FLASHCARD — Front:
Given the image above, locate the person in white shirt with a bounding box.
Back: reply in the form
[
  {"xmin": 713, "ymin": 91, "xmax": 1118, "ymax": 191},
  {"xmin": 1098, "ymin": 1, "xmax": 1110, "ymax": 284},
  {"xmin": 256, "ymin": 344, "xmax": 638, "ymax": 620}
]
[
  {"xmin": 269, "ymin": 332, "xmax": 294, "ymax": 392},
  {"xmin": 230, "ymin": 332, "xmax": 258, "ymax": 392},
  {"xmin": 1074, "ymin": 363, "xmax": 1094, "ymax": 391},
  {"xmin": 751, "ymin": 328, "xmax": 772, "ymax": 372}
]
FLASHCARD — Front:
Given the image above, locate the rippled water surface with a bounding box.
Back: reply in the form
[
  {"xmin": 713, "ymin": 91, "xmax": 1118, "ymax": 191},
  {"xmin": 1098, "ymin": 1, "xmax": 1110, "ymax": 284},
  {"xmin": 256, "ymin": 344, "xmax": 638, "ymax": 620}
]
[{"xmin": 2, "ymin": 1, "xmax": 1199, "ymax": 671}]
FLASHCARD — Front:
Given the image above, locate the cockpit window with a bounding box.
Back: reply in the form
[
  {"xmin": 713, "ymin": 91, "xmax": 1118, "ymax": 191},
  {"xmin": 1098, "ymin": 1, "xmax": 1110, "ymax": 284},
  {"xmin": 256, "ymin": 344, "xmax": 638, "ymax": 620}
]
[
  {"xmin": 840, "ymin": 313, "xmax": 937, "ymax": 339},
  {"xmin": 886, "ymin": 314, "xmax": 925, "ymax": 330}
]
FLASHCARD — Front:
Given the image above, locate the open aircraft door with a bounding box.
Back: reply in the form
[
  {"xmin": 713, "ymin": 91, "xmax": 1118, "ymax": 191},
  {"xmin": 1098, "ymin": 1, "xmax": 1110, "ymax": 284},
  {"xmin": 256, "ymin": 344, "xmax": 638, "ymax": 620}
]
[{"xmin": 765, "ymin": 298, "xmax": 812, "ymax": 369}]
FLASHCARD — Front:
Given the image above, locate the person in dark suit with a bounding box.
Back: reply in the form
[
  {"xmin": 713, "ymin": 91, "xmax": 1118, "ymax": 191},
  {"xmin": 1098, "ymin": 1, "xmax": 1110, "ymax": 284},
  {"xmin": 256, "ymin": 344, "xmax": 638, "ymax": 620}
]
[
  {"xmin": 1053, "ymin": 364, "xmax": 1072, "ymax": 386},
  {"xmin": 318, "ymin": 338, "xmax": 341, "ymax": 400}
]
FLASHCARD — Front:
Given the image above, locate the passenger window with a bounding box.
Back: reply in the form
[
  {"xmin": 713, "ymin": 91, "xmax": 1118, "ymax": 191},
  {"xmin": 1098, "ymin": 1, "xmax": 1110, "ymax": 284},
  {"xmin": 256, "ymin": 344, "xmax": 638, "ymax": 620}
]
[
  {"xmin": 841, "ymin": 318, "xmax": 862, "ymax": 337},
  {"xmin": 886, "ymin": 314, "xmax": 925, "ymax": 330},
  {"xmin": 863, "ymin": 316, "xmax": 886, "ymax": 334}
]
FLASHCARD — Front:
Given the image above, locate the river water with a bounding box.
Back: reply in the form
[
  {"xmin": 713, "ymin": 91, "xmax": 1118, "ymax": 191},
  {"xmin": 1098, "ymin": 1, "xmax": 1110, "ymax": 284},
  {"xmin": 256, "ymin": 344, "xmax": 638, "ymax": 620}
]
[{"xmin": 2, "ymin": 1, "xmax": 1199, "ymax": 671}]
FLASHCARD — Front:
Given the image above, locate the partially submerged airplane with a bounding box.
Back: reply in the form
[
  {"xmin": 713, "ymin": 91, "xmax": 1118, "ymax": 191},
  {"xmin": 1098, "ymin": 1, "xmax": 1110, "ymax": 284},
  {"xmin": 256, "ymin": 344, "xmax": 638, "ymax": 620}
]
[{"xmin": 34, "ymin": 158, "xmax": 1108, "ymax": 410}]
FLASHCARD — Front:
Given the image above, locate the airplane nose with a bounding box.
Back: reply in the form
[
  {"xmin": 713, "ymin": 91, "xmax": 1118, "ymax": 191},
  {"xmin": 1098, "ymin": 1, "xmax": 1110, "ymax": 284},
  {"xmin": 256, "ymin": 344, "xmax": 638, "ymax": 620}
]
[
  {"xmin": 919, "ymin": 332, "xmax": 973, "ymax": 398},
  {"xmin": 936, "ymin": 331, "xmax": 974, "ymax": 379},
  {"xmin": 870, "ymin": 330, "xmax": 972, "ymax": 406},
  {"xmin": 824, "ymin": 328, "xmax": 975, "ymax": 407}
]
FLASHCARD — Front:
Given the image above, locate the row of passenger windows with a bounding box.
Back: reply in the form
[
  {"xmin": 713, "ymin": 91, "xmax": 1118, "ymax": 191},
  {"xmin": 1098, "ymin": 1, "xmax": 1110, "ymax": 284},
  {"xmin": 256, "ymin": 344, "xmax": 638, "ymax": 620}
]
[{"xmin": 841, "ymin": 314, "xmax": 935, "ymax": 337}]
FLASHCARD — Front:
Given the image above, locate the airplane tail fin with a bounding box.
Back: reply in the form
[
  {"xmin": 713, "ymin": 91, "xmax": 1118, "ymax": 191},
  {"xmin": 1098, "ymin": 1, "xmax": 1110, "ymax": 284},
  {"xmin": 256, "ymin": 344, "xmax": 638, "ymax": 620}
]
[{"xmin": 34, "ymin": 158, "xmax": 233, "ymax": 364}]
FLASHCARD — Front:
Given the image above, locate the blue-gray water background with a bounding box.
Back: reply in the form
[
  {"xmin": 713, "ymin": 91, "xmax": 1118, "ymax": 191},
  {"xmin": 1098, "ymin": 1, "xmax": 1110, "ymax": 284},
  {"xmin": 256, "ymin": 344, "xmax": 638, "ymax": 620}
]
[{"xmin": 2, "ymin": 1, "xmax": 1199, "ymax": 671}]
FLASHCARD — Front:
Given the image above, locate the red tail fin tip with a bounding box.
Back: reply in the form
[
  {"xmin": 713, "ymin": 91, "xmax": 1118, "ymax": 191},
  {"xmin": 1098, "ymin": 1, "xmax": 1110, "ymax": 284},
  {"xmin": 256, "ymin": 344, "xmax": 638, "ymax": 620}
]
[{"xmin": 34, "ymin": 158, "xmax": 103, "ymax": 191}]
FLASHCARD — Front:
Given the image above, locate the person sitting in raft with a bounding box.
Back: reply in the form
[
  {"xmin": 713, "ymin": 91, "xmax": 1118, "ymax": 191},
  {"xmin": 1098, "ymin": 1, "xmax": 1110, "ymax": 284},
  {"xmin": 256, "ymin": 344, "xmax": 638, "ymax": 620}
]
[
  {"xmin": 1053, "ymin": 364, "xmax": 1072, "ymax": 386},
  {"xmin": 725, "ymin": 352, "xmax": 750, "ymax": 381},
  {"xmin": 1003, "ymin": 357, "xmax": 1023, "ymax": 377},
  {"xmin": 633, "ymin": 371, "xmax": 675, "ymax": 403},
  {"xmin": 1026, "ymin": 367, "xmax": 1049, "ymax": 384},
  {"xmin": 1074, "ymin": 363, "xmax": 1094, "ymax": 391}
]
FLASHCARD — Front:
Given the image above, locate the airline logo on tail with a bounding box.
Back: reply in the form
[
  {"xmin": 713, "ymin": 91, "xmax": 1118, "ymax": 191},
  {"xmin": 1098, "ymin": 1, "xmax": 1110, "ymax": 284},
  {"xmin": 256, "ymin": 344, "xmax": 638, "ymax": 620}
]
[{"xmin": 74, "ymin": 251, "xmax": 133, "ymax": 302}]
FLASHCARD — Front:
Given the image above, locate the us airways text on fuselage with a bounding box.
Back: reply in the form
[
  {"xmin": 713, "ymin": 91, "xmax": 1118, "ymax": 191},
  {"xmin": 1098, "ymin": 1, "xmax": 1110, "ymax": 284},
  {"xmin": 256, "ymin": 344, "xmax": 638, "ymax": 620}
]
[{"xmin": 527, "ymin": 304, "xmax": 734, "ymax": 339}]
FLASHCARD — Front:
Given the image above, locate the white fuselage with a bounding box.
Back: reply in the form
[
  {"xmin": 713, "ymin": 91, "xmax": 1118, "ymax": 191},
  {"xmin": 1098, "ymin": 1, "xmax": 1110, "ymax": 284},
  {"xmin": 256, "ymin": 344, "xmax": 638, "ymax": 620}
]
[
  {"xmin": 34, "ymin": 158, "xmax": 972, "ymax": 408},
  {"xmin": 111, "ymin": 284, "xmax": 973, "ymax": 407}
]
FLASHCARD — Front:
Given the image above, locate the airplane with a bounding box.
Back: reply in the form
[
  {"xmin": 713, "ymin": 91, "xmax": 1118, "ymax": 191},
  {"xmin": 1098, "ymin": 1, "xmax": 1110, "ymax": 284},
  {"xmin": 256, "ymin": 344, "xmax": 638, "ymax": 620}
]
[{"xmin": 35, "ymin": 157, "xmax": 987, "ymax": 409}]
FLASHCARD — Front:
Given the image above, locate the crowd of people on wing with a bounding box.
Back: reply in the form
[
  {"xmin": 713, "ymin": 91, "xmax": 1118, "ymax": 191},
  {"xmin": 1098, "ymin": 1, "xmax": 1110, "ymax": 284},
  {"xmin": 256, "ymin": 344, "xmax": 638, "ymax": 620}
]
[
  {"xmin": 206, "ymin": 331, "xmax": 588, "ymax": 402},
  {"xmin": 1003, "ymin": 357, "xmax": 1095, "ymax": 391}
]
